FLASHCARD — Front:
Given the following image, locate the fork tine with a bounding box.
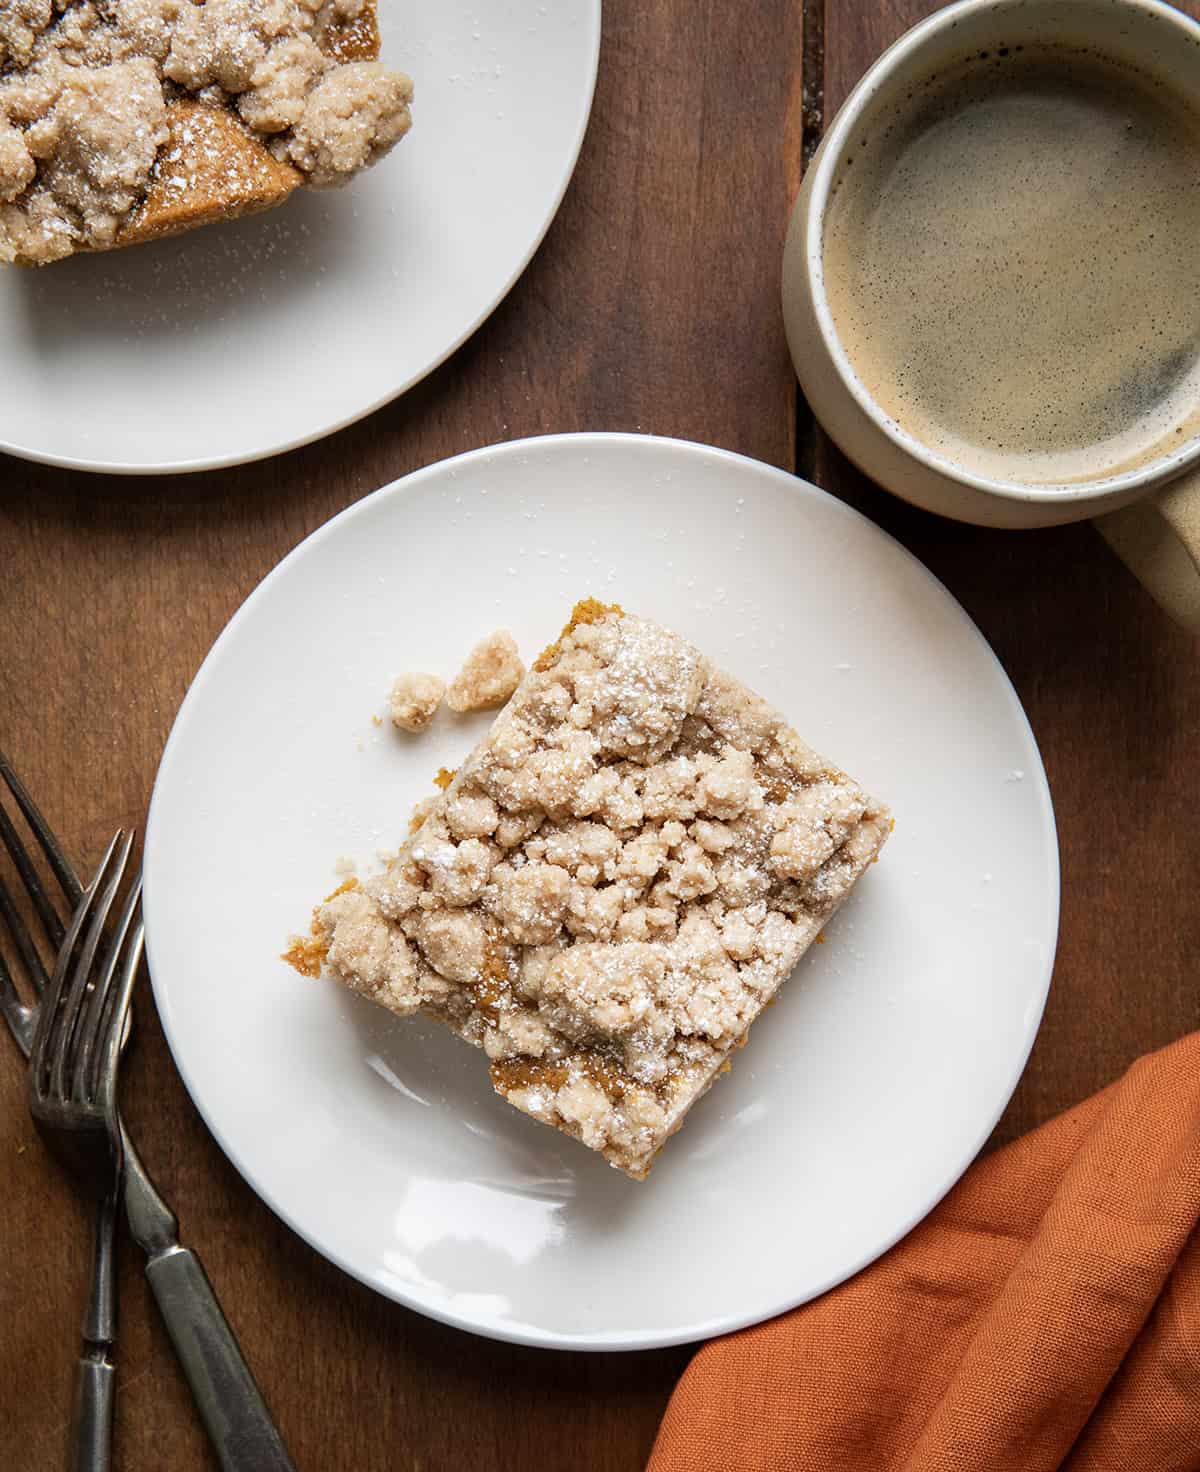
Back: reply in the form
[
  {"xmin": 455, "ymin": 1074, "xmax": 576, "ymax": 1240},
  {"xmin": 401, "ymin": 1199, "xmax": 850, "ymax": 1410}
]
[
  {"xmin": 29, "ymin": 830, "xmax": 123, "ymax": 1101},
  {"xmin": 46, "ymin": 830, "xmax": 133, "ymax": 1105},
  {"xmin": 74, "ymin": 876, "xmax": 142, "ymax": 1107},
  {"xmin": 0, "ymin": 793, "xmax": 66, "ymax": 952},
  {"xmin": 0, "ymin": 750, "xmax": 84, "ymax": 906},
  {"xmin": 96, "ymin": 909, "xmax": 143, "ymax": 1122},
  {"xmin": 0, "ymin": 870, "xmax": 51, "ymax": 996},
  {"xmin": 0, "ymin": 945, "xmax": 35, "ymax": 1057}
]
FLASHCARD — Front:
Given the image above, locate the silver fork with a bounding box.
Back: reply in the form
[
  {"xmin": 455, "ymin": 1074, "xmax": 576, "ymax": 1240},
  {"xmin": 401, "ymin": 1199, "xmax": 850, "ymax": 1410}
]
[
  {"xmin": 0, "ymin": 757, "xmax": 298, "ymax": 1472},
  {"xmin": 0, "ymin": 760, "xmax": 128, "ymax": 1472},
  {"xmin": 28, "ymin": 832, "xmax": 141, "ymax": 1472}
]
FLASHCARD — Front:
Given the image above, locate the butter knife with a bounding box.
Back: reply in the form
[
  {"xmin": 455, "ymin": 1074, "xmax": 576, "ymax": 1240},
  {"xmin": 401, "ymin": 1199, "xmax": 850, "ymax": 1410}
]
[{"xmin": 121, "ymin": 1124, "xmax": 297, "ymax": 1472}]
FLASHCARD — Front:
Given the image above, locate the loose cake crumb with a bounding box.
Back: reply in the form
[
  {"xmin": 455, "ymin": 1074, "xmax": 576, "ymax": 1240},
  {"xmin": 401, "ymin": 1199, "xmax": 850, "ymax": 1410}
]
[
  {"xmin": 307, "ymin": 603, "xmax": 892, "ymax": 1179},
  {"xmin": 389, "ymin": 671, "xmax": 445, "ymax": 733},
  {"xmin": 446, "ymin": 630, "xmax": 525, "ymax": 713}
]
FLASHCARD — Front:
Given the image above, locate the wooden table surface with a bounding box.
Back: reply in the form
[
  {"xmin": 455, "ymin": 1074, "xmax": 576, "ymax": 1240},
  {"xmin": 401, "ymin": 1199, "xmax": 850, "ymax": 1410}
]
[{"xmin": 2, "ymin": 1, "xmax": 1198, "ymax": 1467}]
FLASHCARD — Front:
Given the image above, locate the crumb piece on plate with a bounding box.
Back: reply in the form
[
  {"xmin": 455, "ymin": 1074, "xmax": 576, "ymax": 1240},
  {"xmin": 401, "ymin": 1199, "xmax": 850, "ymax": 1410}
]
[
  {"xmin": 446, "ymin": 630, "xmax": 525, "ymax": 713},
  {"xmin": 389, "ymin": 671, "xmax": 445, "ymax": 733},
  {"xmin": 281, "ymin": 932, "xmax": 326, "ymax": 978},
  {"xmin": 306, "ymin": 602, "xmax": 891, "ymax": 1179}
]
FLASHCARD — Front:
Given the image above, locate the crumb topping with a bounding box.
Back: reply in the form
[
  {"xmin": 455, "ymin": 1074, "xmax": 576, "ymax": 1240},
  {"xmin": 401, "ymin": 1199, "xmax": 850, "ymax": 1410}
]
[
  {"xmin": 446, "ymin": 629, "xmax": 526, "ymax": 713},
  {"xmin": 0, "ymin": 0, "xmax": 412, "ymax": 264},
  {"xmin": 277, "ymin": 56, "xmax": 408, "ymax": 186},
  {"xmin": 312, "ymin": 606, "xmax": 891, "ymax": 1178},
  {"xmin": 532, "ymin": 597, "xmax": 623, "ymax": 672},
  {"xmin": 1, "ymin": 54, "xmax": 168, "ymax": 255}
]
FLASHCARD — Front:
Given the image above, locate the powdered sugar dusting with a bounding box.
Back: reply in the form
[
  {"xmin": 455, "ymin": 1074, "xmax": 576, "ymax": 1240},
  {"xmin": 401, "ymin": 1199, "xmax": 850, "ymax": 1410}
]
[{"xmin": 313, "ymin": 604, "xmax": 892, "ymax": 1178}]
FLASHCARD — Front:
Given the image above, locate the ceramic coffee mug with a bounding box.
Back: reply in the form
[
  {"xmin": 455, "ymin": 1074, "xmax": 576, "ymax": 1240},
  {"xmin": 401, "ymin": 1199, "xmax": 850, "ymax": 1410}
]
[{"xmin": 782, "ymin": 0, "xmax": 1200, "ymax": 633}]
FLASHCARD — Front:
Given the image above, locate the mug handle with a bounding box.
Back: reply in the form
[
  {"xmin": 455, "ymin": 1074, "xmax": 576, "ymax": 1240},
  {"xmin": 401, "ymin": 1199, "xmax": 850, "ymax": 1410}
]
[{"xmin": 1094, "ymin": 469, "xmax": 1200, "ymax": 635}]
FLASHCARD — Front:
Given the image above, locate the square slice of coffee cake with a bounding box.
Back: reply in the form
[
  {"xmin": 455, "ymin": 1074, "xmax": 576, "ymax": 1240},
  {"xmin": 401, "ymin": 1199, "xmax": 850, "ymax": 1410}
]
[{"xmin": 310, "ymin": 601, "xmax": 891, "ymax": 1178}]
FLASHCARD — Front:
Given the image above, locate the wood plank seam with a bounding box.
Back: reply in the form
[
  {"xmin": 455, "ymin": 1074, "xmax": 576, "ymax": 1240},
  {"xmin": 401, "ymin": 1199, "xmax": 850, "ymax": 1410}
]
[{"xmin": 795, "ymin": 0, "xmax": 826, "ymax": 483}]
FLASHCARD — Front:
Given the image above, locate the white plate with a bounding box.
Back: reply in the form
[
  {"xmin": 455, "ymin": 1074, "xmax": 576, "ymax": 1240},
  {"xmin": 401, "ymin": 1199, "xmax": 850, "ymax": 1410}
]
[
  {"xmin": 143, "ymin": 434, "xmax": 1059, "ymax": 1350},
  {"xmin": 0, "ymin": 3, "xmax": 600, "ymax": 475}
]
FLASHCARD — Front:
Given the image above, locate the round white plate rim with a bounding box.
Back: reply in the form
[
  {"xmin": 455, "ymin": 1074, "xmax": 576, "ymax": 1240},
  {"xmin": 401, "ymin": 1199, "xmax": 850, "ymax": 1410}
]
[
  {"xmin": 0, "ymin": 9, "xmax": 601, "ymax": 478},
  {"xmin": 143, "ymin": 431, "xmax": 1060, "ymax": 1350}
]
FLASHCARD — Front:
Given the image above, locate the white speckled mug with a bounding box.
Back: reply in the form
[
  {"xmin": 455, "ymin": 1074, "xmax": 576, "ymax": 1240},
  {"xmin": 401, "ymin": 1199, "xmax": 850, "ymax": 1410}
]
[{"xmin": 782, "ymin": 0, "xmax": 1200, "ymax": 633}]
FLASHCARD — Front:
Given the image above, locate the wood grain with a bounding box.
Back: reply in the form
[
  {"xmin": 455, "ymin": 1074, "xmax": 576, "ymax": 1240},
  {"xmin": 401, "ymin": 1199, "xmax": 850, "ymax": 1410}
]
[
  {"xmin": 0, "ymin": 3, "xmax": 802, "ymax": 1469},
  {"xmin": 2, "ymin": 0, "xmax": 1198, "ymax": 1467}
]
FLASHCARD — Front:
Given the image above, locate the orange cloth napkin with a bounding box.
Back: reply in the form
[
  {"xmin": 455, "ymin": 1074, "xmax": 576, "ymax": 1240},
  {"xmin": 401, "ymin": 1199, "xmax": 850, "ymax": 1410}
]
[{"xmin": 649, "ymin": 1033, "xmax": 1200, "ymax": 1472}]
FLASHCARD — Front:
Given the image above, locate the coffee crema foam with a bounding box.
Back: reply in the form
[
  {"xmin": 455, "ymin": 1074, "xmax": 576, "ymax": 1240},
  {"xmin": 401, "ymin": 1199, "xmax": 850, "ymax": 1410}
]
[{"xmin": 822, "ymin": 46, "xmax": 1200, "ymax": 486}]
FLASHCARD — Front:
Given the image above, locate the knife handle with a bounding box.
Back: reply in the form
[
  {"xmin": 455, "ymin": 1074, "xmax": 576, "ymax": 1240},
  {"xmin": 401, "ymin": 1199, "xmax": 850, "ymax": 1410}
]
[{"xmin": 145, "ymin": 1246, "xmax": 296, "ymax": 1472}]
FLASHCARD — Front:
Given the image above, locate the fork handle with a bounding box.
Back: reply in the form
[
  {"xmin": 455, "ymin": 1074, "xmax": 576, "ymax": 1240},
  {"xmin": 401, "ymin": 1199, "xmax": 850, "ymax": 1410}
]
[
  {"xmin": 146, "ymin": 1246, "xmax": 297, "ymax": 1472},
  {"xmin": 68, "ymin": 1355, "xmax": 114, "ymax": 1472},
  {"xmin": 68, "ymin": 1188, "xmax": 118, "ymax": 1472}
]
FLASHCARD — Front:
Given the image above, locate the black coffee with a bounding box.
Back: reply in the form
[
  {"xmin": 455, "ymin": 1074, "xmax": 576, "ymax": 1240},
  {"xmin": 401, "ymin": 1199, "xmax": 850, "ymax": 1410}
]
[{"xmin": 822, "ymin": 46, "xmax": 1200, "ymax": 484}]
